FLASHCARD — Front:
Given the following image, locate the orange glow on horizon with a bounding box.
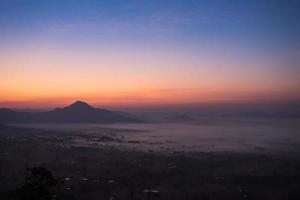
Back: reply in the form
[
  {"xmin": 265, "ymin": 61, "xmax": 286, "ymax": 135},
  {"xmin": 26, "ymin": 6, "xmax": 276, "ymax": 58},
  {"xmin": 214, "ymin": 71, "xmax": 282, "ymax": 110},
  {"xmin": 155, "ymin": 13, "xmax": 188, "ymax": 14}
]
[
  {"xmin": 0, "ymin": 86, "xmax": 299, "ymax": 109},
  {"xmin": 1, "ymin": 46, "xmax": 299, "ymax": 109}
]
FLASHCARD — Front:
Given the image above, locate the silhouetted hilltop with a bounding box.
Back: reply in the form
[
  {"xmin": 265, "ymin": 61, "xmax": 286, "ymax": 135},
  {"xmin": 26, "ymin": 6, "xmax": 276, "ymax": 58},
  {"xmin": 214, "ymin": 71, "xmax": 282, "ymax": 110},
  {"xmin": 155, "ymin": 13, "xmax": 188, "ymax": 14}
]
[
  {"xmin": 0, "ymin": 101, "xmax": 142, "ymax": 123},
  {"xmin": 62, "ymin": 101, "xmax": 95, "ymax": 111}
]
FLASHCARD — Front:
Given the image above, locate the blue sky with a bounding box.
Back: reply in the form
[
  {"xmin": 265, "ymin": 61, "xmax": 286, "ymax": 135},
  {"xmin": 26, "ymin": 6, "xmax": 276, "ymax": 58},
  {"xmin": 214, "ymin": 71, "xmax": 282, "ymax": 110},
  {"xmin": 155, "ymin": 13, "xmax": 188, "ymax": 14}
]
[
  {"xmin": 0, "ymin": 0, "xmax": 299, "ymax": 108},
  {"xmin": 1, "ymin": 0, "xmax": 299, "ymax": 50}
]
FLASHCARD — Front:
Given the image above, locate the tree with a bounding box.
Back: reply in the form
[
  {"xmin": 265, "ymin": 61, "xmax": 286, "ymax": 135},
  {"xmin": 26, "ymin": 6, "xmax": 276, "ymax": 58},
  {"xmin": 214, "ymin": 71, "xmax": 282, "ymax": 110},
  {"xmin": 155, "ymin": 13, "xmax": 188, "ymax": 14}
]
[{"xmin": 12, "ymin": 166, "xmax": 59, "ymax": 200}]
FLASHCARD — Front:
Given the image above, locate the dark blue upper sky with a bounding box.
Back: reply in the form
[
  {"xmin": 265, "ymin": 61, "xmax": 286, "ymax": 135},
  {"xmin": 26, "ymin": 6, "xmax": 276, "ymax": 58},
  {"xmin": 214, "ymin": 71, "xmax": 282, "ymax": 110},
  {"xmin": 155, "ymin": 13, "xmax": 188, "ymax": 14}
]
[{"xmin": 1, "ymin": 0, "xmax": 299, "ymax": 50}]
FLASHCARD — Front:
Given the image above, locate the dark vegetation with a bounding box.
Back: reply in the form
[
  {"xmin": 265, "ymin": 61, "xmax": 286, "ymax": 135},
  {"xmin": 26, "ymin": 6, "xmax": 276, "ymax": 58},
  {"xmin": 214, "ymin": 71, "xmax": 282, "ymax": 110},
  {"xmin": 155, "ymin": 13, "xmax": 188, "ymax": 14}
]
[
  {"xmin": 0, "ymin": 124, "xmax": 300, "ymax": 200},
  {"xmin": 12, "ymin": 167, "xmax": 59, "ymax": 200}
]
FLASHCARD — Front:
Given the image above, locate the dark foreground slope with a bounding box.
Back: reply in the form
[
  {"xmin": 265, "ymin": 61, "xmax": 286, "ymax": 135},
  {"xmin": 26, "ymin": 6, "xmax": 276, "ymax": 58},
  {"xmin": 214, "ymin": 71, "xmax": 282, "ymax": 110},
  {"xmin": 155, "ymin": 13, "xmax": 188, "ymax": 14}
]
[{"xmin": 0, "ymin": 101, "xmax": 141, "ymax": 123}]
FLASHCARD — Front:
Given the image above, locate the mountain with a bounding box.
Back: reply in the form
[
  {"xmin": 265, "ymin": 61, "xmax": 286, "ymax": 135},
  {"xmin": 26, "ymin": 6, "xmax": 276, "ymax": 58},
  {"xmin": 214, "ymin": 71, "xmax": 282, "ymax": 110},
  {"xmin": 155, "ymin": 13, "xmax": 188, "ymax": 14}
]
[{"xmin": 0, "ymin": 101, "xmax": 142, "ymax": 123}]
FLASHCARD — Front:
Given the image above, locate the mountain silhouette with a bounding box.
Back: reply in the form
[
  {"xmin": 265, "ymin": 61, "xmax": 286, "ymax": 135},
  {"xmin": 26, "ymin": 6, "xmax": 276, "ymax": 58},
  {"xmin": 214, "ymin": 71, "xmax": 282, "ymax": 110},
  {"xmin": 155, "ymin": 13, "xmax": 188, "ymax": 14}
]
[
  {"xmin": 0, "ymin": 101, "xmax": 142, "ymax": 123},
  {"xmin": 65, "ymin": 101, "xmax": 95, "ymax": 110}
]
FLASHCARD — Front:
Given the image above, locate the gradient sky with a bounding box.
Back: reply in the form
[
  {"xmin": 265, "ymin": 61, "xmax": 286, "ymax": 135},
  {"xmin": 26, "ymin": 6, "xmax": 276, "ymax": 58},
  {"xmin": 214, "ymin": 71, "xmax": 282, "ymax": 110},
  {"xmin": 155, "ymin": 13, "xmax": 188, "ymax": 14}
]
[{"xmin": 0, "ymin": 0, "xmax": 300, "ymax": 109}]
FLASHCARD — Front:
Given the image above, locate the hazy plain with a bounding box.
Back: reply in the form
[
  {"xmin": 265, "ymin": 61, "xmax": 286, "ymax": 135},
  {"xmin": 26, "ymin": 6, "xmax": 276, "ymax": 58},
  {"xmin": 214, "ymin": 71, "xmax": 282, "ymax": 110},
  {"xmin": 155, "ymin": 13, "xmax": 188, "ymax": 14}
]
[
  {"xmin": 14, "ymin": 118, "xmax": 300, "ymax": 155},
  {"xmin": 2, "ymin": 118, "xmax": 300, "ymax": 199}
]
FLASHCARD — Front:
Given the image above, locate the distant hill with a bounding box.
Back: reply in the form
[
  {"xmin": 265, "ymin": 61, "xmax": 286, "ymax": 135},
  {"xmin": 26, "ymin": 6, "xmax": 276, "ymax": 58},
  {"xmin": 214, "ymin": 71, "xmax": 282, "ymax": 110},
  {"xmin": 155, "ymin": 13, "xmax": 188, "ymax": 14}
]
[
  {"xmin": 0, "ymin": 101, "xmax": 142, "ymax": 123},
  {"xmin": 163, "ymin": 113, "xmax": 195, "ymax": 122}
]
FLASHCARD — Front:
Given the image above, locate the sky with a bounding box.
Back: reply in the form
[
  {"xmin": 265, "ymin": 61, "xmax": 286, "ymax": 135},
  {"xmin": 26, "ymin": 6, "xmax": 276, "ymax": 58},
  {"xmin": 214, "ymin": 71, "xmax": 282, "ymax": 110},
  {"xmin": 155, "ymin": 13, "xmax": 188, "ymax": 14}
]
[{"xmin": 0, "ymin": 0, "xmax": 300, "ymax": 109}]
